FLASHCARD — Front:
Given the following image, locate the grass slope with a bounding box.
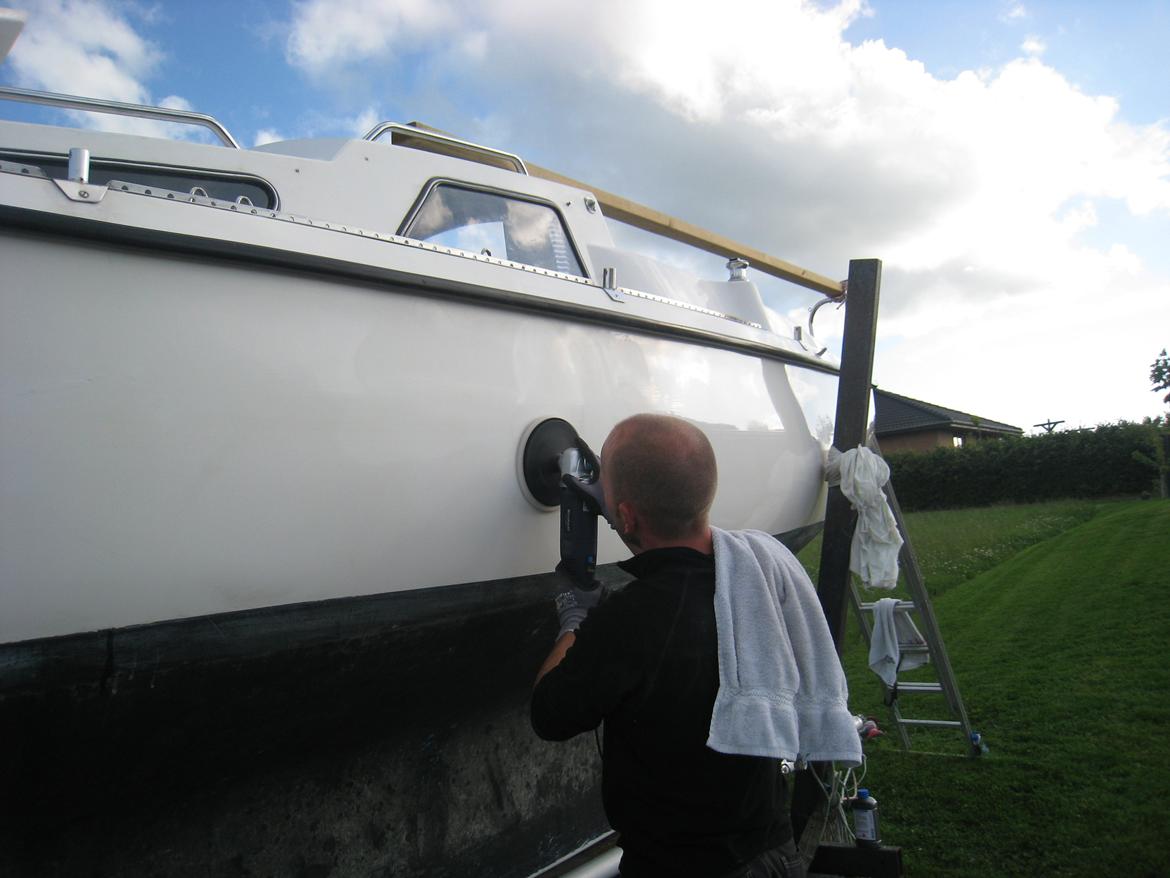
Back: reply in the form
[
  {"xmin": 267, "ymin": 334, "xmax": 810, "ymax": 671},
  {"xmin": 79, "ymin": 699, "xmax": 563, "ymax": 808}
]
[
  {"xmin": 799, "ymin": 499, "xmax": 1099, "ymax": 599},
  {"xmin": 798, "ymin": 499, "xmax": 1103, "ymax": 724},
  {"xmin": 838, "ymin": 501, "xmax": 1170, "ymax": 877}
]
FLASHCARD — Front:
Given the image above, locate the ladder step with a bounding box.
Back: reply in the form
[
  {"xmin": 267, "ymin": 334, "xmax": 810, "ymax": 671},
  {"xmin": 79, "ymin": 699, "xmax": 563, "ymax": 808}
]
[
  {"xmin": 893, "ymin": 682, "xmax": 943, "ymax": 693},
  {"xmin": 860, "ymin": 601, "xmax": 916, "ymax": 612},
  {"xmin": 897, "ymin": 718, "xmax": 962, "ymax": 728},
  {"xmin": 899, "ymin": 644, "xmax": 931, "ymax": 655}
]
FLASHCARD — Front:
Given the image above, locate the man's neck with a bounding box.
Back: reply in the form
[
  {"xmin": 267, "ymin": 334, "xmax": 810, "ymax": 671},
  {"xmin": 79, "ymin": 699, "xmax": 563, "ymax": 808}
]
[{"xmin": 633, "ymin": 526, "xmax": 713, "ymax": 557}]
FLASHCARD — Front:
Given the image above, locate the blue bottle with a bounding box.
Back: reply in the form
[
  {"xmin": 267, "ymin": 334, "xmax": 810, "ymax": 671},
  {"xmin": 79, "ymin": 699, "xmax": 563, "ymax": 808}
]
[{"xmin": 970, "ymin": 731, "xmax": 990, "ymax": 756}]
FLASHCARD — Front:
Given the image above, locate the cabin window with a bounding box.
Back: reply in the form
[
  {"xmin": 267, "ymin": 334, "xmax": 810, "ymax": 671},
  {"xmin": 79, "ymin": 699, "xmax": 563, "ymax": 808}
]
[
  {"xmin": 403, "ymin": 183, "xmax": 584, "ymax": 277},
  {"xmin": 0, "ymin": 151, "xmax": 277, "ymax": 209}
]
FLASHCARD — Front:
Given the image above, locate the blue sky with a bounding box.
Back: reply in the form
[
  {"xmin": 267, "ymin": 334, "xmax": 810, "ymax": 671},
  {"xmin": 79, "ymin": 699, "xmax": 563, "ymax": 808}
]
[
  {"xmin": 3, "ymin": 0, "xmax": 1169, "ymax": 431},
  {"xmin": 848, "ymin": 1, "xmax": 1169, "ymax": 123}
]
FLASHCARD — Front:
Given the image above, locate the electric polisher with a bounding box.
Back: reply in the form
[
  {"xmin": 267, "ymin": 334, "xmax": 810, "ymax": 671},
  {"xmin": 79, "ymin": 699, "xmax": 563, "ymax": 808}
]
[{"xmin": 519, "ymin": 418, "xmax": 610, "ymax": 590}]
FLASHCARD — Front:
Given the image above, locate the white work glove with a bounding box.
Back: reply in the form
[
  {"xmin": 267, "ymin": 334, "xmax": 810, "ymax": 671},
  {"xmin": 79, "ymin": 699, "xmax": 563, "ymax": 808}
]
[{"xmin": 552, "ymin": 564, "xmax": 602, "ymax": 639}]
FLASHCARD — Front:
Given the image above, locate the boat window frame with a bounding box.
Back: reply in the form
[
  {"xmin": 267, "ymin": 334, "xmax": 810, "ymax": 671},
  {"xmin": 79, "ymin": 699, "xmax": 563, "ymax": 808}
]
[
  {"xmin": 0, "ymin": 149, "xmax": 280, "ymax": 210},
  {"xmin": 398, "ymin": 177, "xmax": 589, "ymax": 279}
]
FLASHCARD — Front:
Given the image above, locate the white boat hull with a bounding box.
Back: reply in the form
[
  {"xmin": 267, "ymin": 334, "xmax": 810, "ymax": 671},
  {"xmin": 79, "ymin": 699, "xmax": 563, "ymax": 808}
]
[{"xmin": 1, "ymin": 230, "xmax": 835, "ymax": 644}]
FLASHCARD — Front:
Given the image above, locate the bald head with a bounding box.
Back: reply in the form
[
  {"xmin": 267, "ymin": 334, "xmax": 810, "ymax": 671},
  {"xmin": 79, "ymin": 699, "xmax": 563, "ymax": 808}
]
[{"xmin": 601, "ymin": 414, "xmax": 717, "ymax": 544}]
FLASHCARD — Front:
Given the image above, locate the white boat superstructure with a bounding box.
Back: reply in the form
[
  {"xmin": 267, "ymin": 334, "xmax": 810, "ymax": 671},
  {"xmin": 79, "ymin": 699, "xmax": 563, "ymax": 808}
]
[{"xmin": 0, "ymin": 91, "xmax": 840, "ymax": 646}]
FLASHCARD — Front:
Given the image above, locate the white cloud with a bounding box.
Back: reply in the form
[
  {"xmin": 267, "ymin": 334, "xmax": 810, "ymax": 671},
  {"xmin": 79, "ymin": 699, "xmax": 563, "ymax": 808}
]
[
  {"xmin": 1021, "ymin": 35, "xmax": 1046, "ymax": 56},
  {"xmin": 872, "ymin": 261, "xmax": 1169, "ymax": 431},
  {"xmin": 348, "ymin": 106, "xmax": 380, "ymax": 138},
  {"xmin": 1002, "ymin": 3, "xmax": 1028, "ymax": 22},
  {"xmin": 10, "ymin": 0, "xmax": 158, "ymax": 101},
  {"xmin": 286, "ymin": 0, "xmax": 457, "ymax": 72},
  {"xmin": 277, "ymin": 105, "xmax": 384, "ymax": 140},
  {"xmin": 7, "ymin": 0, "xmax": 204, "ymax": 140},
  {"xmin": 480, "ymin": 0, "xmax": 872, "ymax": 127},
  {"xmin": 253, "ymin": 127, "xmax": 285, "ymax": 147}
]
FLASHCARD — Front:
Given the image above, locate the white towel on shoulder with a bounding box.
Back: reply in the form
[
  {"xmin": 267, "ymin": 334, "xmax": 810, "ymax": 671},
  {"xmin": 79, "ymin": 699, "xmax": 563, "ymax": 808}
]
[{"xmin": 708, "ymin": 528, "xmax": 862, "ymax": 766}]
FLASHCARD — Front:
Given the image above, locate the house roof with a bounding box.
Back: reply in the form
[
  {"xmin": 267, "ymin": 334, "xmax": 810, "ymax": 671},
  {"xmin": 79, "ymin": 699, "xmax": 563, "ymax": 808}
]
[{"xmin": 874, "ymin": 389, "xmax": 1023, "ymax": 438}]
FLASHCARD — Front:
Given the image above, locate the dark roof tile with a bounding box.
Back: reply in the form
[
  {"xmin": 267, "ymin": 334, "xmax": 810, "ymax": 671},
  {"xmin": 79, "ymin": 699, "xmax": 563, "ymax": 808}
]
[{"xmin": 874, "ymin": 389, "xmax": 1022, "ymax": 437}]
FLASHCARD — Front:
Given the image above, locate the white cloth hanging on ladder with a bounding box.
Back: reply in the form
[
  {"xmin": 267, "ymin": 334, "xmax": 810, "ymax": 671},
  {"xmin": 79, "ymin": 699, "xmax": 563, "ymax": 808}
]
[
  {"xmin": 824, "ymin": 445, "xmax": 903, "ymax": 589},
  {"xmin": 868, "ymin": 597, "xmax": 929, "ymax": 687}
]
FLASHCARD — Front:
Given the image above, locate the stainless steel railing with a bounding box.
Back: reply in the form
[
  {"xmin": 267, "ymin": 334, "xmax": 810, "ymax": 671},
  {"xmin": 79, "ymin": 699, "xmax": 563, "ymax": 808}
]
[
  {"xmin": 0, "ymin": 85, "xmax": 241, "ymax": 148},
  {"xmin": 363, "ymin": 121, "xmax": 528, "ymax": 174}
]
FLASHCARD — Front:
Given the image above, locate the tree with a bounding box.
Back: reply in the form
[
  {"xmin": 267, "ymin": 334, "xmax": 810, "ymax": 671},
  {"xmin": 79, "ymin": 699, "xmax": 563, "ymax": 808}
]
[
  {"xmin": 1153, "ymin": 348, "xmax": 1170, "ymax": 405},
  {"xmin": 1147, "ymin": 350, "xmax": 1170, "ymax": 497}
]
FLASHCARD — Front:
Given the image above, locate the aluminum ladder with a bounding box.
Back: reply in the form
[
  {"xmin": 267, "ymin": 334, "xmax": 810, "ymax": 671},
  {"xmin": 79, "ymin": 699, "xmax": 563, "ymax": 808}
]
[{"xmin": 847, "ymin": 460, "xmax": 978, "ymax": 753}]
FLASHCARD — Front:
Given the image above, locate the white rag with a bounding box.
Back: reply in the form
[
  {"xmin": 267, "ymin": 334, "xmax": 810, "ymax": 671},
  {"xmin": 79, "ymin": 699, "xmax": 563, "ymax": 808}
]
[
  {"xmin": 867, "ymin": 597, "xmax": 929, "ymax": 688},
  {"xmin": 708, "ymin": 528, "xmax": 863, "ymax": 766},
  {"xmin": 825, "ymin": 446, "xmax": 903, "ymax": 589}
]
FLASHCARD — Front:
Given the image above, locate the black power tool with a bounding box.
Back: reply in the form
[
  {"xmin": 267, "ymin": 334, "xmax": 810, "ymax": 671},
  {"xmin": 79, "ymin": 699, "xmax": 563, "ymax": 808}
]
[{"xmin": 520, "ymin": 418, "xmax": 609, "ymax": 590}]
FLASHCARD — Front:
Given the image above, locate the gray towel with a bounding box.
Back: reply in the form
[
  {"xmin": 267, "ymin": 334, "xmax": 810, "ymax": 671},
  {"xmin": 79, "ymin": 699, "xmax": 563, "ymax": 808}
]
[
  {"xmin": 868, "ymin": 597, "xmax": 929, "ymax": 687},
  {"xmin": 708, "ymin": 528, "xmax": 862, "ymax": 766}
]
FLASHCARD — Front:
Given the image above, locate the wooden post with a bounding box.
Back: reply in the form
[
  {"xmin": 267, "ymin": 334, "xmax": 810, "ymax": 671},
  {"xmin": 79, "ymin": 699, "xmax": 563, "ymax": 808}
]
[
  {"xmin": 794, "ymin": 261, "xmax": 902, "ymax": 877},
  {"xmin": 1161, "ymin": 434, "xmax": 1170, "ymax": 499},
  {"xmin": 816, "ymin": 259, "xmax": 882, "ymax": 650}
]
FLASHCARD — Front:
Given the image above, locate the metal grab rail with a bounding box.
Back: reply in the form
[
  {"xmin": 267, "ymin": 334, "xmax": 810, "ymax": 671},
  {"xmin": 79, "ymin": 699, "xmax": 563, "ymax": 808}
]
[
  {"xmin": 363, "ymin": 121, "xmax": 528, "ymax": 175},
  {"xmin": 0, "ymin": 85, "xmax": 241, "ymax": 149}
]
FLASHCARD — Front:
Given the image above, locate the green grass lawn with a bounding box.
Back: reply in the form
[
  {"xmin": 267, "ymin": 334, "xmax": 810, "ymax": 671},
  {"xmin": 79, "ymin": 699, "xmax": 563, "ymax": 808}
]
[
  {"xmin": 800, "ymin": 499, "xmax": 1170, "ymax": 877},
  {"xmin": 798, "ymin": 498, "xmax": 1100, "ymax": 599}
]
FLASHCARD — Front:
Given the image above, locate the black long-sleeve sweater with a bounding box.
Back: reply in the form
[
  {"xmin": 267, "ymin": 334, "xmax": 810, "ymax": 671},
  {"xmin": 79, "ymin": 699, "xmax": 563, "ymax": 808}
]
[{"xmin": 531, "ymin": 547, "xmax": 792, "ymax": 878}]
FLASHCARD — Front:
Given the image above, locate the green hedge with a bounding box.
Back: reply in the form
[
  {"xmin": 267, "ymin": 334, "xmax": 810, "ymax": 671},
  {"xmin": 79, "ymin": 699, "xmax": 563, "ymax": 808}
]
[{"xmin": 884, "ymin": 422, "xmax": 1161, "ymax": 510}]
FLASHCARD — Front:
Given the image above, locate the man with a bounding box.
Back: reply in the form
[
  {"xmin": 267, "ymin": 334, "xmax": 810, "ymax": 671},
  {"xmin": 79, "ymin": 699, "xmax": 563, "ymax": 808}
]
[{"xmin": 530, "ymin": 414, "xmax": 805, "ymax": 878}]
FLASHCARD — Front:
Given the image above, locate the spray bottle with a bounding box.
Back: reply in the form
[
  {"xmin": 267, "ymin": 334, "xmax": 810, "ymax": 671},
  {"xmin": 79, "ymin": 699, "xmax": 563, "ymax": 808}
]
[{"xmin": 851, "ymin": 788, "xmax": 880, "ymax": 848}]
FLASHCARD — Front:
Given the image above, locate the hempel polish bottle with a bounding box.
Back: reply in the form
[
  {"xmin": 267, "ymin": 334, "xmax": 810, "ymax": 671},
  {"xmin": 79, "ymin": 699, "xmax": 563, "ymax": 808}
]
[{"xmin": 852, "ymin": 788, "xmax": 881, "ymax": 848}]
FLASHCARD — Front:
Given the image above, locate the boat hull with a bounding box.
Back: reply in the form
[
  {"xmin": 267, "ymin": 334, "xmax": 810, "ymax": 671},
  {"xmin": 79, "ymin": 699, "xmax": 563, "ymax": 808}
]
[
  {"xmin": 0, "ymin": 157, "xmax": 837, "ymax": 875},
  {"xmin": 1, "ymin": 226, "xmax": 836, "ymax": 645},
  {"xmin": 0, "ymin": 571, "xmax": 605, "ymax": 877}
]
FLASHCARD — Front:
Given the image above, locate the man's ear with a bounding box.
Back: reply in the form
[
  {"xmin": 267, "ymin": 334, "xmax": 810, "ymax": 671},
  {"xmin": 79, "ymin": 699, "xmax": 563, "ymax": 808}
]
[{"xmin": 616, "ymin": 500, "xmax": 637, "ymax": 536}]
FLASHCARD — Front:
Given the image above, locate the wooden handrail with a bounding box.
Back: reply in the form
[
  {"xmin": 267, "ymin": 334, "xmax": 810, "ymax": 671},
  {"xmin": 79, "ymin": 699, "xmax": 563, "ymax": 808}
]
[
  {"xmin": 526, "ymin": 162, "xmax": 845, "ymax": 298},
  {"xmin": 406, "ymin": 122, "xmax": 845, "ymax": 298}
]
